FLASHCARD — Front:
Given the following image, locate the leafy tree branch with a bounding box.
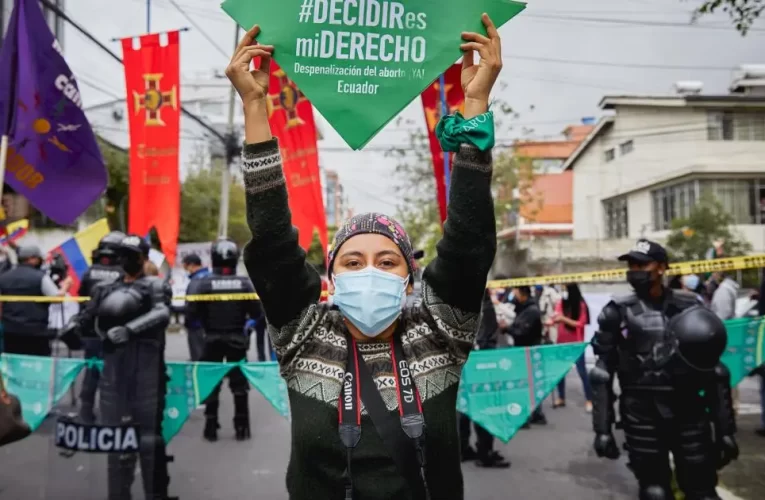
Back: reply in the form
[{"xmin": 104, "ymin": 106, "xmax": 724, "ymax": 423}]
[{"xmin": 691, "ymin": 0, "xmax": 764, "ymax": 34}]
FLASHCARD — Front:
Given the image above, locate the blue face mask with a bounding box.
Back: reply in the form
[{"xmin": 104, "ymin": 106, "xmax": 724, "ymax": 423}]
[
  {"xmin": 682, "ymin": 274, "xmax": 700, "ymax": 291},
  {"xmin": 332, "ymin": 267, "xmax": 409, "ymax": 337}
]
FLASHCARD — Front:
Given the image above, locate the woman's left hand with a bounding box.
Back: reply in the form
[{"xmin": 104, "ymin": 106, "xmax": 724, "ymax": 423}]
[{"xmin": 460, "ymin": 13, "xmax": 503, "ymax": 104}]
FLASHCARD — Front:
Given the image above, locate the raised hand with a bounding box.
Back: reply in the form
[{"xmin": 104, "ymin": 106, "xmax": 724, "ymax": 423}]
[
  {"xmin": 460, "ymin": 13, "xmax": 503, "ymax": 104},
  {"xmin": 225, "ymin": 25, "xmax": 275, "ymax": 107}
]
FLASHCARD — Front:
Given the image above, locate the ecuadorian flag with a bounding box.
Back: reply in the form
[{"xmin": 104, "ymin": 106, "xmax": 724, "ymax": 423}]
[
  {"xmin": 0, "ymin": 218, "xmax": 29, "ymax": 245},
  {"xmin": 49, "ymin": 219, "xmax": 110, "ymax": 296}
]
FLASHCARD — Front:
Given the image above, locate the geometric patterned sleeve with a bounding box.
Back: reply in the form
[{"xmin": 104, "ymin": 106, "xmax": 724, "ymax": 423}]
[
  {"xmin": 239, "ymin": 138, "xmax": 323, "ymax": 375},
  {"xmin": 419, "ymin": 143, "xmax": 497, "ymax": 364}
]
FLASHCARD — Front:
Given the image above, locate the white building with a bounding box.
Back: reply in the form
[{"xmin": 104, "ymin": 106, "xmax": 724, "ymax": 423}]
[{"xmin": 565, "ymin": 66, "xmax": 765, "ymax": 253}]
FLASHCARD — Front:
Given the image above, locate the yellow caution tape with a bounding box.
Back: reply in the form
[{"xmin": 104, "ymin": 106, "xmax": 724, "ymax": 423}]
[
  {"xmin": 487, "ymin": 253, "xmax": 765, "ymax": 289},
  {"xmin": 0, "ymin": 253, "xmax": 762, "ymax": 302}
]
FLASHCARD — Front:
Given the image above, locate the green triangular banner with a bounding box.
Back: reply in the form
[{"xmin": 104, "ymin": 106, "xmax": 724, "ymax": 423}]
[
  {"xmin": 220, "ymin": 0, "xmax": 526, "ymax": 149},
  {"xmin": 457, "ymin": 343, "xmax": 588, "ymax": 443},
  {"xmin": 162, "ymin": 361, "xmax": 235, "ymax": 442},
  {"xmin": 240, "ymin": 362, "xmax": 290, "ymax": 418},
  {"xmin": 722, "ymin": 316, "xmax": 764, "ymax": 387},
  {"xmin": 0, "ymin": 354, "xmax": 86, "ymax": 431}
]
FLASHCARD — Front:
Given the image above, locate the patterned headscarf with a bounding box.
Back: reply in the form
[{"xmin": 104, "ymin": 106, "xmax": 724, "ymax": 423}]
[{"xmin": 328, "ymin": 212, "xmax": 417, "ymax": 279}]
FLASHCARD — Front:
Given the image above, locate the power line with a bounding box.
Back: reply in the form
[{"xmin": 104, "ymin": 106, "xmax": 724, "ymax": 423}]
[
  {"xmin": 166, "ymin": 0, "xmax": 230, "ymax": 59},
  {"xmin": 524, "ymin": 13, "xmax": 765, "ymax": 33},
  {"xmin": 37, "ymin": 0, "xmax": 227, "ymax": 145},
  {"xmin": 505, "ymin": 54, "xmax": 735, "ymax": 72}
]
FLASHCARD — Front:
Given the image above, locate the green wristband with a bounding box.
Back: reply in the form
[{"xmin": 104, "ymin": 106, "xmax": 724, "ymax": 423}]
[{"xmin": 435, "ymin": 111, "xmax": 495, "ymax": 152}]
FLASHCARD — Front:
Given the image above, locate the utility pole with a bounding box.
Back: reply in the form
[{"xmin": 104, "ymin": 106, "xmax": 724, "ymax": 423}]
[{"xmin": 217, "ymin": 24, "xmax": 240, "ymax": 239}]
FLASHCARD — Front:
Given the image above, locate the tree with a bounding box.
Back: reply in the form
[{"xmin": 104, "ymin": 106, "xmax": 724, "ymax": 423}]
[
  {"xmin": 666, "ymin": 195, "xmax": 752, "ymax": 261},
  {"xmin": 178, "ymin": 160, "xmax": 250, "ymax": 247},
  {"xmin": 97, "ymin": 137, "xmax": 130, "ymax": 231},
  {"xmin": 305, "ymin": 225, "xmax": 338, "ymax": 274},
  {"xmin": 386, "ymin": 92, "xmax": 537, "ymax": 266},
  {"xmin": 692, "ymin": 0, "xmax": 764, "ymax": 34}
]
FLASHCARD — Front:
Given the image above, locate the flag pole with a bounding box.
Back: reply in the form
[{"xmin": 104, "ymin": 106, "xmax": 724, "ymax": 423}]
[
  {"xmin": 438, "ymin": 74, "xmax": 450, "ymax": 204},
  {"xmin": 0, "ymin": 135, "xmax": 8, "ymax": 206},
  {"xmin": 146, "ymin": 0, "xmax": 151, "ymax": 33}
]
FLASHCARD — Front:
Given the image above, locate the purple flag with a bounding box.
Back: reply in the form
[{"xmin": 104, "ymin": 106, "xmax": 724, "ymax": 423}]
[{"xmin": 0, "ymin": 0, "xmax": 107, "ymax": 225}]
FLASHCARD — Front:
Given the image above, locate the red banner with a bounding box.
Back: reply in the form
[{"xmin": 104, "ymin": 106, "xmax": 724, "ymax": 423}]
[
  {"xmin": 266, "ymin": 60, "xmax": 327, "ymax": 256},
  {"xmin": 420, "ymin": 64, "xmax": 465, "ymax": 224},
  {"xmin": 122, "ymin": 31, "xmax": 180, "ymax": 267}
]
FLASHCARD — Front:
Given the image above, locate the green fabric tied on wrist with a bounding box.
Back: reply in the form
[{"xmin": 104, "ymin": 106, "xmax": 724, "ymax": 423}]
[{"xmin": 435, "ymin": 111, "xmax": 495, "ymax": 152}]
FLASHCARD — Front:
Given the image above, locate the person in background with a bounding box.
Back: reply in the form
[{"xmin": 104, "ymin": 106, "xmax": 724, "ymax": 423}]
[
  {"xmin": 549, "ymin": 283, "xmax": 592, "ymax": 412},
  {"xmin": 711, "ymin": 271, "xmax": 739, "ymax": 321},
  {"xmin": 181, "ymin": 253, "xmax": 210, "ymax": 361},
  {"xmin": 76, "ymin": 231, "xmax": 125, "ymax": 423},
  {"xmin": 0, "ymin": 245, "xmax": 65, "ymax": 356},
  {"xmin": 755, "ymin": 269, "xmax": 765, "ymax": 437},
  {"xmin": 491, "ymin": 274, "xmax": 515, "ymax": 347},
  {"xmin": 668, "ymin": 275, "xmax": 683, "ymax": 290},
  {"xmin": 186, "ymin": 239, "xmax": 262, "ymax": 441},
  {"xmin": 507, "ymin": 285, "xmax": 547, "ymax": 426},
  {"xmin": 705, "ymin": 271, "xmax": 723, "ymax": 305},
  {"xmin": 460, "ymin": 290, "xmax": 511, "ymax": 469},
  {"xmin": 144, "ymin": 260, "xmax": 159, "ymax": 276},
  {"xmin": 536, "ymin": 283, "xmax": 560, "ymax": 343},
  {"xmin": 680, "ymin": 274, "xmax": 704, "ymax": 303}
]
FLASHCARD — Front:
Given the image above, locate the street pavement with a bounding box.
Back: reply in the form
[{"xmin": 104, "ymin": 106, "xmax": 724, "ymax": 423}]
[{"xmin": 0, "ymin": 331, "xmax": 760, "ymax": 499}]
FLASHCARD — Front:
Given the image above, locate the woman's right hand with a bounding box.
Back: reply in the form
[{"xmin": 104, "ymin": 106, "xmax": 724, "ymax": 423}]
[{"xmin": 225, "ymin": 25, "xmax": 274, "ymax": 107}]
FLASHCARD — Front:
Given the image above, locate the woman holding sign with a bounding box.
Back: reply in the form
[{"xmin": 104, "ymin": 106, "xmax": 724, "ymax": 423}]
[{"xmin": 226, "ymin": 13, "xmax": 502, "ymax": 500}]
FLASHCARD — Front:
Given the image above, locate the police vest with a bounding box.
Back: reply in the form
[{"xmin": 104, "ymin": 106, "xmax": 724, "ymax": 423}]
[
  {"xmin": 187, "ymin": 275, "xmax": 257, "ymax": 336},
  {"xmin": 614, "ymin": 290, "xmax": 698, "ymax": 388},
  {"xmin": 0, "ymin": 265, "xmax": 50, "ymax": 335}
]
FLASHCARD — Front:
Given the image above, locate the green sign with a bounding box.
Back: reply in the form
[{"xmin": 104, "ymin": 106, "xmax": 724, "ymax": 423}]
[
  {"xmin": 163, "ymin": 361, "xmax": 233, "ymax": 442},
  {"xmin": 220, "ymin": 0, "xmax": 526, "ymax": 149},
  {"xmin": 0, "ymin": 354, "xmax": 85, "ymax": 431},
  {"xmin": 722, "ymin": 316, "xmax": 764, "ymax": 386},
  {"xmin": 458, "ymin": 343, "xmax": 588, "ymax": 442}
]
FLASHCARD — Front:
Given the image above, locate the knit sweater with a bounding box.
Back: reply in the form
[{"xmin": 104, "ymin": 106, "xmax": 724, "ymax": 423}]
[{"xmin": 240, "ymin": 138, "xmax": 496, "ymax": 500}]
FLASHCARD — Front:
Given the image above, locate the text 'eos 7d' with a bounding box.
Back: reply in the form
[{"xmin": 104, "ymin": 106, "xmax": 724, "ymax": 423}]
[{"xmin": 296, "ymin": 0, "xmax": 428, "ymax": 63}]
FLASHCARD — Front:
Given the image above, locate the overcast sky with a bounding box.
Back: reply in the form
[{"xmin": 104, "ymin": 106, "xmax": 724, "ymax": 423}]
[{"xmin": 61, "ymin": 0, "xmax": 764, "ymax": 215}]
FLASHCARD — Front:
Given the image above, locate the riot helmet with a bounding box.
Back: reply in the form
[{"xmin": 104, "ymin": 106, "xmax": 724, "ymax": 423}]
[
  {"xmin": 668, "ymin": 305, "xmax": 727, "ymax": 372},
  {"xmin": 17, "ymin": 245, "xmax": 43, "ymax": 268},
  {"xmin": 96, "ymin": 231, "xmax": 126, "ymax": 265},
  {"xmin": 211, "ymin": 238, "xmax": 239, "ymax": 271},
  {"xmin": 117, "ymin": 234, "xmax": 150, "ymax": 277}
]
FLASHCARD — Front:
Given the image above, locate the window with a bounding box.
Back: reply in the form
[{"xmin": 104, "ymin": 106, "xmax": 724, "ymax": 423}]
[
  {"xmin": 604, "ymin": 148, "xmax": 615, "ymax": 162},
  {"xmin": 531, "ymin": 158, "xmax": 564, "ymax": 173},
  {"xmin": 708, "ymin": 111, "xmax": 765, "ymax": 141},
  {"xmin": 619, "ymin": 140, "xmax": 634, "ymax": 155},
  {"xmin": 699, "ymin": 179, "xmax": 756, "ymax": 224},
  {"xmin": 603, "ymin": 197, "xmax": 629, "ymax": 239},
  {"xmin": 651, "ymin": 181, "xmax": 696, "ymax": 230}
]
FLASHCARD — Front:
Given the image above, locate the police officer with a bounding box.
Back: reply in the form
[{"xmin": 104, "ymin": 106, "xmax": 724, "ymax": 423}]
[
  {"xmin": 0, "ymin": 245, "xmax": 62, "ymax": 355},
  {"xmin": 77, "ymin": 231, "xmax": 125, "ymax": 423},
  {"xmin": 186, "ymin": 238, "xmax": 262, "ymax": 442},
  {"xmin": 63, "ymin": 234, "xmax": 175, "ymax": 499},
  {"xmin": 589, "ymin": 239, "xmax": 738, "ymax": 500},
  {"xmin": 181, "ymin": 253, "xmax": 210, "ymax": 361}
]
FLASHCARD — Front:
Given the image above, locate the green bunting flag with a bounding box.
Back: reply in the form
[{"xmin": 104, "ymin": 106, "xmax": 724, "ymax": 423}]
[
  {"xmin": 722, "ymin": 316, "xmax": 764, "ymax": 386},
  {"xmin": 163, "ymin": 361, "xmax": 234, "ymax": 442},
  {"xmin": 220, "ymin": 0, "xmax": 526, "ymax": 149},
  {"xmin": 457, "ymin": 343, "xmax": 588, "ymax": 443},
  {"xmin": 240, "ymin": 362, "xmax": 290, "ymax": 418},
  {"xmin": 2, "ymin": 316, "xmax": 763, "ymax": 445},
  {"xmin": 0, "ymin": 354, "xmax": 86, "ymax": 431}
]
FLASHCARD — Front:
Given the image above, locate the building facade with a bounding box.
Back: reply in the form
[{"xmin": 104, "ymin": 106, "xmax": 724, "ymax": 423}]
[
  {"xmin": 566, "ymin": 67, "xmax": 765, "ymax": 252},
  {"xmin": 498, "ymin": 123, "xmax": 594, "ymax": 241},
  {"xmin": 324, "ymin": 169, "xmax": 347, "ymax": 227},
  {"xmin": 1, "ymin": 0, "xmax": 65, "ymax": 42}
]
